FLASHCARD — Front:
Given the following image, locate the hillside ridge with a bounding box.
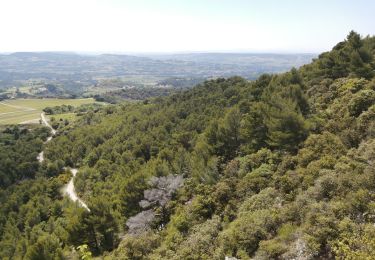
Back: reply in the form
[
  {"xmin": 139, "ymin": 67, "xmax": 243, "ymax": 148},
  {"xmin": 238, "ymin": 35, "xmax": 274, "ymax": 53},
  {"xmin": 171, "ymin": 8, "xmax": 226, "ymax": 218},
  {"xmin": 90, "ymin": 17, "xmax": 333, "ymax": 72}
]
[{"xmin": 0, "ymin": 31, "xmax": 374, "ymax": 259}]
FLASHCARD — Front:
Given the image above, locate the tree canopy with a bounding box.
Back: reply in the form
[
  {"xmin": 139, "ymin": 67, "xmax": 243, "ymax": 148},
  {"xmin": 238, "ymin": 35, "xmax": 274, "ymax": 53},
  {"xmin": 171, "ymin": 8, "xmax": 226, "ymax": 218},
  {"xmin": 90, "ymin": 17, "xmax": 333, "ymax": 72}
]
[{"xmin": 1, "ymin": 31, "xmax": 375, "ymax": 259}]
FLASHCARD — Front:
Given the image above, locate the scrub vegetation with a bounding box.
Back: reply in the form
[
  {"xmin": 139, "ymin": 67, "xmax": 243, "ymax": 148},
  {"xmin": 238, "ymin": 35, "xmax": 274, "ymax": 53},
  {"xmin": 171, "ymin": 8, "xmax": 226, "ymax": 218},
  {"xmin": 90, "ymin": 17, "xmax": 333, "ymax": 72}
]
[{"xmin": 0, "ymin": 31, "xmax": 375, "ymax": 259}]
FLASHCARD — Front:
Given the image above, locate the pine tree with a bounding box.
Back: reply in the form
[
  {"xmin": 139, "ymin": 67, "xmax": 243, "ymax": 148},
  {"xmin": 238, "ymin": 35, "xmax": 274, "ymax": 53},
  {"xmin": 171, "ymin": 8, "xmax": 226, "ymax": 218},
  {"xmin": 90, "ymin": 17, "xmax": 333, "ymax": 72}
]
[
  {"xmin": 265, "ymin": 98, "xmax": 308, "ymax": 152},
  {"xmin": 241, "ymin": 102, "xmax": 268, "ymax": 153}
]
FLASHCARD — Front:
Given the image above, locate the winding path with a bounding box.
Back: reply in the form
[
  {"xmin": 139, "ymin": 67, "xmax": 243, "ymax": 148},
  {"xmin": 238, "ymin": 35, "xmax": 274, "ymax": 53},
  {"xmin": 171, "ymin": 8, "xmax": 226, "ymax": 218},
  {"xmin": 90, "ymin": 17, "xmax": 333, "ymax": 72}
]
[{"xmin": 38, "ymin": 112, "xmax": 90, "ymax": 211}]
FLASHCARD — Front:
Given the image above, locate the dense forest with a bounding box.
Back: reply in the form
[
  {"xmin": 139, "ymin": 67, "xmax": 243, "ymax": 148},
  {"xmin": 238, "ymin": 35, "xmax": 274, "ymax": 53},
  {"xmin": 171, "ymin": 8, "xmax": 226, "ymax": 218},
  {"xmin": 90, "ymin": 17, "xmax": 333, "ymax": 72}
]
[
  {"xmin": 0, "ymin": 31, "xmax": 375, "ymax": 259},
  {"xmin": 92, "ymin": 87, "xmax": 179, "ymax": 104}
]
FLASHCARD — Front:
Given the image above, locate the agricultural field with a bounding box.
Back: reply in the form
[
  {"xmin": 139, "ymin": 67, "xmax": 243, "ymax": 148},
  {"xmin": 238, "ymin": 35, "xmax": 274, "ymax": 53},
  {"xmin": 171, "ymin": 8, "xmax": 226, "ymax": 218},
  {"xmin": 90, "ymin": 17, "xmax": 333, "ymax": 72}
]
[{"xmin": 0, "ymin": 98, "xmax": 98, "ymax": 125}]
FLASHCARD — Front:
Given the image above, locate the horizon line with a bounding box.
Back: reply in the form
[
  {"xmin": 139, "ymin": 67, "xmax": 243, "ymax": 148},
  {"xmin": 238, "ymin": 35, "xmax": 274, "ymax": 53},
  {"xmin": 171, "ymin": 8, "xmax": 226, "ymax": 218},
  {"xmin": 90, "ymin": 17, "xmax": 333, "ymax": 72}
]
[{"xmin": 0, "ymin": 50, "xmax": 320, "ymax": 56}]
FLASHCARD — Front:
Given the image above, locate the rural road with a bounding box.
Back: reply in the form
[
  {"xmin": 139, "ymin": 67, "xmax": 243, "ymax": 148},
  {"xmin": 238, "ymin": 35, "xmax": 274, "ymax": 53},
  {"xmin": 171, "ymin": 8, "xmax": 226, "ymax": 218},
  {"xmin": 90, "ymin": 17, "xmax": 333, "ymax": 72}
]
[{"xmin": 37, "ymin": 112, "xmax": 90, "ymax": 211}]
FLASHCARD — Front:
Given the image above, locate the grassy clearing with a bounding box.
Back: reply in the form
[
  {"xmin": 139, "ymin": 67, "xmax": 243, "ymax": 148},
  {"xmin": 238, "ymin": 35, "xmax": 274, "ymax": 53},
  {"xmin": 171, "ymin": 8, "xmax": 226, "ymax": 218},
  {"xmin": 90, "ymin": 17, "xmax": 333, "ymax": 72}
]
[
  {"xmin": 48, "ymin": 113, "xmax": 77, "ymax": 122},
  {"xmin": 0, "ymin": 98, "xmax": 97, "ymax": 125}
]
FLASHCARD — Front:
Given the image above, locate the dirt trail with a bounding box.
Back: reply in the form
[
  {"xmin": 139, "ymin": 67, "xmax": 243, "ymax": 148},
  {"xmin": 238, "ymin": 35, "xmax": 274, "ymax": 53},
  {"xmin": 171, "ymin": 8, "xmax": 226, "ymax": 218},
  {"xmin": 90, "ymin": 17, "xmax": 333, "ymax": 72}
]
[
  {"xmin": 37, "ymin": 113, "xmax": 90, "ymax": 211},
  {"xmin": 63, "ymin": 168, "xmax": 91, "ymax": 211}
]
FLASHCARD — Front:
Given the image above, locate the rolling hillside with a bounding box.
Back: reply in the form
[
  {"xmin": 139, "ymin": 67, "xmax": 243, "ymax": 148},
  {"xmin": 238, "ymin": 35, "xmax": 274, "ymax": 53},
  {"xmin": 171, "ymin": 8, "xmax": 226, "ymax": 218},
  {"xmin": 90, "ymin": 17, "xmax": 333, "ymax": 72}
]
[{"xmin": 0, "ymin": 31, "xmax": 374, "ymax": 259}]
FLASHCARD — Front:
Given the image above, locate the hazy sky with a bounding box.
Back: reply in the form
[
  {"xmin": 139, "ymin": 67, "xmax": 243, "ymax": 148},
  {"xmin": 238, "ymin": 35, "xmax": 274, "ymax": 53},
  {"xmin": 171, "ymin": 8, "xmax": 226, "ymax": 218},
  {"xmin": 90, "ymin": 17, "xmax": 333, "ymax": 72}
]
[{"xmin": 0, "ymin": 0, "xmax": 374, "ymax": 53}]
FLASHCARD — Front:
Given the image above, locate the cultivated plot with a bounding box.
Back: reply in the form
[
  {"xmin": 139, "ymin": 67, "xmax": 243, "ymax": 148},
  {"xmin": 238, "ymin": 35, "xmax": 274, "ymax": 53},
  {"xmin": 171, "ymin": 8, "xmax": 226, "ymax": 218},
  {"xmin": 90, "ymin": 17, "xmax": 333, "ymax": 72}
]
[{"xmin": 0, "ymin": 98, "xmax": 97, "ymax": 124}]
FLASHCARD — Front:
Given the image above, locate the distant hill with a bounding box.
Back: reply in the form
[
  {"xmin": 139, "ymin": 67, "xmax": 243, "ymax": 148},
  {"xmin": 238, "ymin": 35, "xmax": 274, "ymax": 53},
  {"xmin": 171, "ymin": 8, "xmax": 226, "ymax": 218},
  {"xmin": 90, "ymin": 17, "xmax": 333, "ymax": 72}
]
[
  {"xmin": 144, "ymin": 52, "xmax": 315, "ymax": 67},
  {"xmin": 0, "ymin": 52, "xmax": 316, "ymax": 93}
]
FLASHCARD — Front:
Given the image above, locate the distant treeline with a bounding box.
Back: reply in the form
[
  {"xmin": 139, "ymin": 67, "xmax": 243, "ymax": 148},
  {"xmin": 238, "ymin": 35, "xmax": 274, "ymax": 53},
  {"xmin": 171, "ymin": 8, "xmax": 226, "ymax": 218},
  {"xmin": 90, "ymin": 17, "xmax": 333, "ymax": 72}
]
[
  {"xmin": 93, "ymin": 87, "xmax": 184, "ymax": 103},
  {"xmin": 43, "ymin": 103, "xmax": 103, "ymax": 115}
]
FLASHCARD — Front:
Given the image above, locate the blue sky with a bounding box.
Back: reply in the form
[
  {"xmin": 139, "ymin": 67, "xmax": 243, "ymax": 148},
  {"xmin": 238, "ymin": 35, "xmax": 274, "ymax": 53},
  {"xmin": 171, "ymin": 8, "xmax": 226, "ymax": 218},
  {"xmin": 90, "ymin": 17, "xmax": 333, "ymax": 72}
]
[{"xmin": 0, "ymin": 0, "xmax": 373, "ymax": 53}]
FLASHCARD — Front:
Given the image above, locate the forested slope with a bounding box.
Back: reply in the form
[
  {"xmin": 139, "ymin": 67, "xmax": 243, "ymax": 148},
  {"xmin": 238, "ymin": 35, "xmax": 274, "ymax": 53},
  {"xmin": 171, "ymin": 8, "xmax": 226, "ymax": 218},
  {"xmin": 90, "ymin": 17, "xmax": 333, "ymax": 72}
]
[{"xmin": 1, "ymin": 31, "xmax": 375, "ymax": 259}]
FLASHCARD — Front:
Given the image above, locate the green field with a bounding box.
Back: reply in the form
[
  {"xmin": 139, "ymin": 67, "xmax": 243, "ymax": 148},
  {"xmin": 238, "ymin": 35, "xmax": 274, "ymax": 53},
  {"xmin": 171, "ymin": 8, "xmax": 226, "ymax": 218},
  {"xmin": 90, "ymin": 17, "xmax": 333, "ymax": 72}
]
[
  {"xmin": 0, "ymin": 98, "xmax": 97, "ymax": 125},
  {"xmin": 49, "ymin": 113, "xmax": 77, "ymax": 122}
]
